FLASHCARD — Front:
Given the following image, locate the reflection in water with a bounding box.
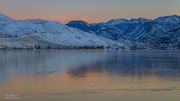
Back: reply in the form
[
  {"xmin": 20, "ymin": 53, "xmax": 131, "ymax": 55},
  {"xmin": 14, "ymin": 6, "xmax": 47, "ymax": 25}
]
[
  {"xmin": 0, "ymin": 50, "xmax": 109, "ymax": 82},
  {"xmin": 0, "ymin": 50, "xmax": 180, "ymax": 101},
  {"xmin": 68, "ymin": 51, "xmax": 180, "ymax": 80}
]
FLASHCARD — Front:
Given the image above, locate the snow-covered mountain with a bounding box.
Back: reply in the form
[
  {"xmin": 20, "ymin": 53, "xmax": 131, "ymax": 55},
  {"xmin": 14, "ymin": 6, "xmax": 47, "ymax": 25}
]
[
  {"xmin": 67, "ymin": 15, "xmax": 180, "ymax": 49},
  {"xmin": 0, "ymin": 13, "xmax": 127, "ymax": 49}
]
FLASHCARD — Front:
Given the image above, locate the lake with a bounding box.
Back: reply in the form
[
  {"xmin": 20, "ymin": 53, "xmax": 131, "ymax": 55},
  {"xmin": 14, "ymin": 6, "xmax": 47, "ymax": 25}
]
[{"xmin": 0, "ymin": 50, "xmax": 180, "ymax": 101}]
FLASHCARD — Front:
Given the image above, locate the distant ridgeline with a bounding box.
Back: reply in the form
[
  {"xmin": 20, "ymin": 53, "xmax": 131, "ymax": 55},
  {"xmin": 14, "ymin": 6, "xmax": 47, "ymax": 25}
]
[
  {"xmin": 67, "ymin": 15, "xmax": 180, "ymax": 50},
  {"xmin": 0, "ymin": 13, "xmax": 180, "ymax": 50}
]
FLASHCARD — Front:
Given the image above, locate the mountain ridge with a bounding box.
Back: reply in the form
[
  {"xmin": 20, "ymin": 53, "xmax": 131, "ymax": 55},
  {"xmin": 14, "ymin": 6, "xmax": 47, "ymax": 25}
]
[
  {"xmin": 1, "ymin": 13, "xmax": 180, "ymax": 50},
  {"xmin": 67, "ymin": 15, "xmax": 180, "ymax": 50},
  {"xmin": 0, "ymin": 13, "xmax": 127, "ymax": 49}
]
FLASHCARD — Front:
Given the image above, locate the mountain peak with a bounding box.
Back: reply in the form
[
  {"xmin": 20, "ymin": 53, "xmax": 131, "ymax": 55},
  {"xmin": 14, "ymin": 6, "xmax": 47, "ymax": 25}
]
[
  {"xmin": 67, "ymin": 20, "xmax": 91, "ymax": 27},
  {"xmin": 0, "ymin": 13, "xmax": 12, "ymax": 20},
  {"xmin": 0, "ymin": 13, "xmax": 13, "ymax": 23},
  {"xmin": 130, "ymin": 18, "xmax": 151, "ymax": 23},
  {"xmin": 106, "ymin": 18, "xmax": 151, "ymax": 25},
  {"xmin": 106, "ymin": 19, "xmax": 129, "ymax": 24},
  {"xmin": 154, "ymin": 15, "xmax": 180, "ymax": 23},
  {"xmin": 67, "ymin": 20, "xmax": 90, "ymax": 26},
  {"xmin": 67, "ymin": 20, "xmax": 94, "ymax": 33}
]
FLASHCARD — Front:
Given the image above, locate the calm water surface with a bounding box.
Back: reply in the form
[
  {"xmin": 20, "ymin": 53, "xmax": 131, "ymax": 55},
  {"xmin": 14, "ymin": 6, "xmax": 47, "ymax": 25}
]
[{"xmin": 0, "ymin": 50, "xmax": 180, "ymax": 101}]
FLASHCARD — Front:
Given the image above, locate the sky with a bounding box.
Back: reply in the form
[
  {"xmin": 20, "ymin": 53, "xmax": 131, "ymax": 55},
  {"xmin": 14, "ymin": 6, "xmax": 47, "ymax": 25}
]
[{"xmin": 0, "ymin": 0, "xmax": 180, "ymax": 23}]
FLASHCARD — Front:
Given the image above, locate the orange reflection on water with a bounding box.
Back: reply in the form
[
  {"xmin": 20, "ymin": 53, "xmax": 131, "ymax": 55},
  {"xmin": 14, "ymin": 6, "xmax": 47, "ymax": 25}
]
[{"xmin": 0, "ymin": 71, "xmax": 180, "ymax": 100}]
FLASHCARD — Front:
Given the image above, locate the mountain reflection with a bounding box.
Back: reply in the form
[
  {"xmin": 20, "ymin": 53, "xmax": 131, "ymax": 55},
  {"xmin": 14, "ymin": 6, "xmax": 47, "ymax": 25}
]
[
  {"xmin": 67, "ymin": 51, "xmax": 180, "ymax": 80},
  {"xmin": 0, "ymin": 50, "xmax": 180, "ymax": 83}
]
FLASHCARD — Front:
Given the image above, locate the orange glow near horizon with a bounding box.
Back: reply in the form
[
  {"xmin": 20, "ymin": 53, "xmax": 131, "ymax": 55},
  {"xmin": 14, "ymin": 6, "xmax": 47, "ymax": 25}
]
[
  {"xmin": 11, "ymin": 15, "xmax": 96, "ymax": 24},
  {"xmin": 60, "ymin": 16, "xmax": 97, "ymax": 24},
  {"xmin": 1, "ymin": 0, "xmax": 180, "ymax": 25}
]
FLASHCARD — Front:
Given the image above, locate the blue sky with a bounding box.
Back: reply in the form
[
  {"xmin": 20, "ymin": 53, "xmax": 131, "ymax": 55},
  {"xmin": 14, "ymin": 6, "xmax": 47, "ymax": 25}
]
[{"xmin": 0, "ymin": 0, "xmax": 180, "ymax": 23}]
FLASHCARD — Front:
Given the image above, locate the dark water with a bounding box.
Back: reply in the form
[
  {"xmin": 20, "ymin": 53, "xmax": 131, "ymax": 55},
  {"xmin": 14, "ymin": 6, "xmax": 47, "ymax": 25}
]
[{"xmin": 0, "ymin": 50, "xmax": 180, "ymax": 101}]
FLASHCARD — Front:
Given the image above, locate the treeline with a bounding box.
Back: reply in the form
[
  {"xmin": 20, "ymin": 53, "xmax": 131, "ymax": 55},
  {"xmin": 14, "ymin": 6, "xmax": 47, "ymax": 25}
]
[{"xmin": 0, "ymin": 45, "xmax": 113, "ymax": 50}]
